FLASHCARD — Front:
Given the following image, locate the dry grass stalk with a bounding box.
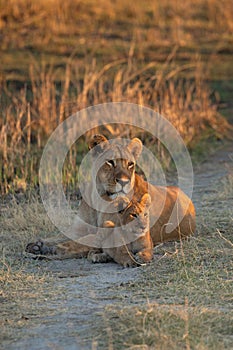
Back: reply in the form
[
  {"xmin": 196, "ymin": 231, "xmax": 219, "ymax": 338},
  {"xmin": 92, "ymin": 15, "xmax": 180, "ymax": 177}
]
[{"xmin": 0, "ymin": 56, "xmax": 230, "ymax": 194}]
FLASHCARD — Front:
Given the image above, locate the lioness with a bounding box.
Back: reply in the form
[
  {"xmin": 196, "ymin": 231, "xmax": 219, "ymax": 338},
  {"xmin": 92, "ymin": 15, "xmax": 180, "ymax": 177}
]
[
  {"xmin": 88, "ymin": 194, "xmax": 153, "ymax": 267},
  {"xmin": 26, "ymin": 134, "xmax": 195, "ymax": 263}
]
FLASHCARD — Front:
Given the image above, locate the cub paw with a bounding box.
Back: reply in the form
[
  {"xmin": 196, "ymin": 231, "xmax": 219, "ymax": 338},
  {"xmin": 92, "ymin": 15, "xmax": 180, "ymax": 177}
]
[
  {"xmin": 117, "ymin": 253, "xmax": 145, "ymax": 267},
  {"xmin": 133, "ymin": 252, "xmax": 152, "ymax": 266},
  {"xmin": 122, "ymin": 260, "xmax": 136, "ymax": 268},
  {"xmin": 119, "ymin": 255, "xmax": 139, "ymax": 268}
]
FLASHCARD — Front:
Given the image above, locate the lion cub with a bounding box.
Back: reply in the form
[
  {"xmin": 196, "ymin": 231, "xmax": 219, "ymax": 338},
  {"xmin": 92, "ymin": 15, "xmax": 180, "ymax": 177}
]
[{"xmin": 88, "ymin": 193, "xmax": 153, "ymax": 267}]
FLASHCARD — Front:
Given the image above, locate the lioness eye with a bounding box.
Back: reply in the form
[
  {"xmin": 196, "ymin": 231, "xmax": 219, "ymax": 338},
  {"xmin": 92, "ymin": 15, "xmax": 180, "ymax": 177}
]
[
  {"xmin": 128, "ymin": 161, "xmax": 135, "ymax": 169},
  {"xmin": 130, "ymin": 213, "xmax": 137, "ymax": 218},
  {"xmin": 105, "ymin": 160, "xmax": 115, "ymax": 167}
]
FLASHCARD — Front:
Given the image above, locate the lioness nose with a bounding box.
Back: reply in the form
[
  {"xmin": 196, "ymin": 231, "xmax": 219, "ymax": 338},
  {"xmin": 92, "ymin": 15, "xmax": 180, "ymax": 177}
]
[{"xmin": 116, "ymin": 177, "xmax": 130, "ymax": 186}]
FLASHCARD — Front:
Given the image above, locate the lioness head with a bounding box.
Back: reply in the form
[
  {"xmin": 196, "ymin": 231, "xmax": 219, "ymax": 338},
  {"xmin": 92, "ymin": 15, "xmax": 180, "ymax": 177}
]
[{"xmin": 88, "ymin": 134, "xmax": 142, "ymax": 197}]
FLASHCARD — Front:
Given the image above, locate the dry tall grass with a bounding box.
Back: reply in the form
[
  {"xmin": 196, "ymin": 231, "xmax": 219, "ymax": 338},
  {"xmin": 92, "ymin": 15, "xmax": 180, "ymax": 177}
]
[{"xmin": 0, "ymin": 57, "xmax": 230, "ymax": 194}]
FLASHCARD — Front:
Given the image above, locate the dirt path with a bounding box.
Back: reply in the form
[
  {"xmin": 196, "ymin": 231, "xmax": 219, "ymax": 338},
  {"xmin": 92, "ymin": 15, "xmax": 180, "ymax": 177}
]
[
  {"xmin": 1, "ymin": 141, "xmax": 233, "ymax": 350},
  {"xmin": 192, "ymin": 141, "xmax": 233, "ymax": 210}
]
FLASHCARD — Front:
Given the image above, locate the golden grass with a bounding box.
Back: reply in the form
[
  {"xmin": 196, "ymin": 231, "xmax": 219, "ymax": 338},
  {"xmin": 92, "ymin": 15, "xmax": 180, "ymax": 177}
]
[
  {"xmin": 0, "ymin": 57, "xmax": 230, "ymax": 194},
  {"xmin": 102, "ymin": 301, "xmax": 233, "ymax": 349}
]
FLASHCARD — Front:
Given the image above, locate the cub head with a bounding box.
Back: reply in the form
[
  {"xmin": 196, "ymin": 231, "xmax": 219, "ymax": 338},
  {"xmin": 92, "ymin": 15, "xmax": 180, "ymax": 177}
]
[
  {"xmin": 88, "ymin": 134, "xmax": 142, "ymax": 197},
  {"xmin": 121, "ymin": 193, "xmax": 151, "ymax": 232},
  {"xmin": 104, "ymin": 193, "xmax": 151, "ymax": 234}
]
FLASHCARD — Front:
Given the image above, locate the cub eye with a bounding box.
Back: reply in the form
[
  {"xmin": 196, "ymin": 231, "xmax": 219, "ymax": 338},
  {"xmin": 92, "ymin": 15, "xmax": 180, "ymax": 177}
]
[
  {"xmin": 128, "ymin": 161, "xmax": 135, "ymax": 169},
  {"xmin": 105, "ymin": 160, "xmax": 115, "ymax": 167},
  {"xmin": 130, "ymin": 213, "xmax": 138, "ymax": 219},
  {"xmin": 144, "ymin": 213, "xmax": 148, "ymax": 217}
]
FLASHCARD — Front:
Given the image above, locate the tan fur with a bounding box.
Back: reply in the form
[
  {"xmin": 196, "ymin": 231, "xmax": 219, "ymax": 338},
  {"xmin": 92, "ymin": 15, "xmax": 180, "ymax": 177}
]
[
  {"xmin": 26, "ymin": 134, "xmax": 196, "ymax": 265},
  {"xmin": 88, "ymin": 194, "xmax": 153, "ymax": 267}
]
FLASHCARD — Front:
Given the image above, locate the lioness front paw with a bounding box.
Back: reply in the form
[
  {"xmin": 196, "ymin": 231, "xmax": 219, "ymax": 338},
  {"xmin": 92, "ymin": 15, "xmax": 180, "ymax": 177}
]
[{"xmin": 25, "ymin": 240, "xmax": 56, "ymax": 255}]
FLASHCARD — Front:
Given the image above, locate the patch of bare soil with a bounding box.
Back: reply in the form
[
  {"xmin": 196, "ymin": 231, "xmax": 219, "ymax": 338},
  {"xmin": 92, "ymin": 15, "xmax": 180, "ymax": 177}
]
[{"xmin": 1, "ymin": 141, "xmax": 233, "ymax": 350}]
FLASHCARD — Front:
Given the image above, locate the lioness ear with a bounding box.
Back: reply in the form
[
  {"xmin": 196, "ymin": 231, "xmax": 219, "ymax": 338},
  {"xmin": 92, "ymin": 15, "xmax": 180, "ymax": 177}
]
[
  {"xmin": 88, "ymin": 134, "xmax": 108, "ymax": 155},
  {"xmin": 140, "ymin": 193, "xmax": 151, "ymax": 209},
  {"xmin": 103, "ymin": 220, "xmax": 115, "ymax": 228},
  {"xmin": 127, "ymin": 138, "xmax": 142, "ymax": 159}
]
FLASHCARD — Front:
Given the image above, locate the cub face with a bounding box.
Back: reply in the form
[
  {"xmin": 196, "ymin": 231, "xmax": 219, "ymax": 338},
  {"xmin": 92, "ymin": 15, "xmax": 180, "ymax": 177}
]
[
  {"xmin": 88, "ymin": 134, "xmax": 142, "ymax": 197},
  {"xmin": 119, "ymin": 193, "xmax": 151, "ymax": 234},
  {"xmin": 102, "ymin": 193, "xmax": 151, "ymax": 241}
]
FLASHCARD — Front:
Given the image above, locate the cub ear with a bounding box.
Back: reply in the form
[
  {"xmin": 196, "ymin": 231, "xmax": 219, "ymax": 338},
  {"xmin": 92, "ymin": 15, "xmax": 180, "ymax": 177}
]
[
  {"xmin": 127, "ymin": 138, "xmax": 142, "ymax": 159},
  {"xmin": 114, "ymin": 197, "xmax": 130, "ymax": 212},
  {"xmin": 103, "ymin": 220, "xmax": 115, "ymax": 228},
  {"xmin": 88, "ymin": 134, "xmax": 108, "ymax": 154},
  {"xmin": 140, "ymin": 193, "xmax": 151, "ymax": 209}
]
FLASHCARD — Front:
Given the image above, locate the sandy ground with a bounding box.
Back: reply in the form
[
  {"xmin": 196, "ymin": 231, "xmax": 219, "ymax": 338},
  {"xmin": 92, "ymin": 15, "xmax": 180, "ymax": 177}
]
[{"xmin": 1, "ymin": 140, "xmax": 233, "ymax": 350}]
